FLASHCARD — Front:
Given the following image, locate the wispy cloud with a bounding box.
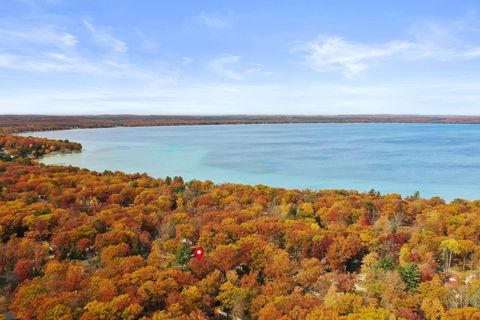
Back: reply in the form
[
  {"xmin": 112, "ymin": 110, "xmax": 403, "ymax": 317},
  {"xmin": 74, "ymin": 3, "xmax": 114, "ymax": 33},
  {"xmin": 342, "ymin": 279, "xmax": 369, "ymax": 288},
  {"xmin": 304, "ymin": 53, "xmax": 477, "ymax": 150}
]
[
  {"xmin": 196, "ymin": 12, "xmax": 232, "ymax": 29},
  {"xmin": 0, "ymin": 26, "xmax": 77, "ymax": 47},
  {"xmin": 0, "ymin": 51, "xmax": 179, "ymax": 84},
  {"xmin": 83, "ymin": 18, "xmax": 127, "ymax": 53},
  {"xmin": 0, "ymin": 18, "xmax": 177, "ymax": 84},
  {"xmin": 207, "ymin": 55, "xmax": 264, "ymax": 80},
  {"xmin": 297, "ymin": 20, "xmax": 480, "ymax": 77},
  {"xmin": 0, "ymin": 52, "xmax": 94, "ymax": 73},
  {"xmin": 297, "ymin": 37, "xmax": 412, "ymax": 77}
]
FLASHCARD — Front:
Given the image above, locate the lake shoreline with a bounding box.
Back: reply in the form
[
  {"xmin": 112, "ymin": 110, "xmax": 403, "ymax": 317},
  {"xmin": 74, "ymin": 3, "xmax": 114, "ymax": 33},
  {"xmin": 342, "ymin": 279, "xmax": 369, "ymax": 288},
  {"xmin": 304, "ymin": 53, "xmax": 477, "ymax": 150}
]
[
  {"xmin": 27, "ymin": 123, "xmax": 480, "ymax": 202},
  {"xmin": 5, "ymin": 114, "xmax": 480, "ymax": 135}
]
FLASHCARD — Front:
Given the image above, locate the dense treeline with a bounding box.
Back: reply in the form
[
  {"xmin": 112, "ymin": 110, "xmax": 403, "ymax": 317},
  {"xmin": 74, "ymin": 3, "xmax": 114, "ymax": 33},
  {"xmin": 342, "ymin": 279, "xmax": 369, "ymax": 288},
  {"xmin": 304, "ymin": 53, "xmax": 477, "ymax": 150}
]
[
  {"xmin": 0, "ymin": 123, "xmax": 480, "ymax": 319},
  {"xmin": 0, "ymin": 161, "xmax": 479, "ymax": 319},
  {"xmin": 0, "ymin": 135, "xmax": 81, "ymax": 160},
  {"xmin": 3, "ymin": 115, "xmax": 480, "ymax": 134}
]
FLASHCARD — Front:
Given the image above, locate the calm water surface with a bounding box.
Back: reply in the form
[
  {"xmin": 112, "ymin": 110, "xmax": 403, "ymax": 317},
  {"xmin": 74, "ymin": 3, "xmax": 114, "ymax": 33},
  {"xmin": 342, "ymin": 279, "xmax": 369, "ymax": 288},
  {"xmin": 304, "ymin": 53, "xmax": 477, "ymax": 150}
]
[{"xmin": 26, "ymin": 123, "xmax": 480, "ymax": 200}]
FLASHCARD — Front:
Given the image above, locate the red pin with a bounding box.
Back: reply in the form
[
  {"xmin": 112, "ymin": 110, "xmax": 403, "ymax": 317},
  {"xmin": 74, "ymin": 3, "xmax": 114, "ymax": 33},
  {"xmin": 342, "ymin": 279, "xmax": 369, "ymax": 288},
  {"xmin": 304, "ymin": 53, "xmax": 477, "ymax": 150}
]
[{"xmin": 194, "ymin": 247, "xmax": 204, "ymax": 261}]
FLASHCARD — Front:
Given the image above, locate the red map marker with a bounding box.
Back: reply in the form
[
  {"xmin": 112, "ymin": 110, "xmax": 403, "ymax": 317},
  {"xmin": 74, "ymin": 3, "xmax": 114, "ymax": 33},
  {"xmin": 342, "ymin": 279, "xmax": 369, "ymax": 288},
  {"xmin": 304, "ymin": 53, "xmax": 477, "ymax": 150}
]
[{"xmin": 194, "ymin": 247, "xmax": 204, "ymax": 261}]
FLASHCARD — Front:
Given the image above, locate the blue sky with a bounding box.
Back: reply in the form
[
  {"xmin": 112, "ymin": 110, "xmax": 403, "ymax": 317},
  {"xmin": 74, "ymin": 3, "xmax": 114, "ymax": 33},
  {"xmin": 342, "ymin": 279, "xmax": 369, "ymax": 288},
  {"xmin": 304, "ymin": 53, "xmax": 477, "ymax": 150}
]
[{"xmin": 1, "ymin": 0, "xmax": 480, "ymax": 115}]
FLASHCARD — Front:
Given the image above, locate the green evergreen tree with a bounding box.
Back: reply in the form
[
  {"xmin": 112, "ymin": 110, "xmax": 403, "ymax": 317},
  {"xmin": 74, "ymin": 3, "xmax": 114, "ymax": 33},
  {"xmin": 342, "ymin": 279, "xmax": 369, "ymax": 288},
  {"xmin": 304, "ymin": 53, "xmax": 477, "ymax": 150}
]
[{"xmin": 399, "ymin": 263, "xmax": 420, "ymax": 292}]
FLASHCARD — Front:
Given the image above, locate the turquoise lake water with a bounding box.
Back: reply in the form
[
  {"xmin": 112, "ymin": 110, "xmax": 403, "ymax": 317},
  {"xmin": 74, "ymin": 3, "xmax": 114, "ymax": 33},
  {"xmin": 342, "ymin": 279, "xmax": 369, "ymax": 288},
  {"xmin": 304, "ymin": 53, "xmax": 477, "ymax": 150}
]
[{"xmin": 26, "ymin": 123, "xmax": 480, "ymax": 200}]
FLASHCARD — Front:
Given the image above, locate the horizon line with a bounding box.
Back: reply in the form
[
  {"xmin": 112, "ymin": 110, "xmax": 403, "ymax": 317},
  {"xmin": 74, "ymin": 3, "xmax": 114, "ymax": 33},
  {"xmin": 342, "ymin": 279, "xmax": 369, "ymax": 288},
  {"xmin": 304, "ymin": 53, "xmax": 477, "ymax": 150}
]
[{"xmin": 2, "ymin": 114, "xmax": 480, "ymax": 118}]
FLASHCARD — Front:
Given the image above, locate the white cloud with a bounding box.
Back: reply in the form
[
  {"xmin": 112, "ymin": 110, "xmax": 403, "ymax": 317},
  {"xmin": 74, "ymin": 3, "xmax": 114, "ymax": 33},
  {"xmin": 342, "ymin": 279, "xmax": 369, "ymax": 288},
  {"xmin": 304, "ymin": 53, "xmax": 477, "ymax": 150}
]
[
  {"xmin": 298, "ymin": 36, "xmax": 412, "ymax": 77},
  {"xmin": 196, "ymin": 12, "xmax": 232, "ymax": 29},
  {"xmin": 207, "ymin": 55, "xmax": 264, "ymax": 80},
  {"xmin": 0, "ymin": 26, "xmax": 77, "ymax": 47},
  {"xmin": 83, "ymin": 18, "xmax": 127, "ymax": 53},
  {"xmin": 298, "ymin": 20, "xmax": 480, "ymax": 77},
  {"xmin": 0, "ymin": 51, "xmax": 179, "ymax": 84},
  {"xmin": 0, "ymin": 52, "xmax": 101, "ymax": 73}
]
